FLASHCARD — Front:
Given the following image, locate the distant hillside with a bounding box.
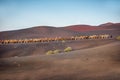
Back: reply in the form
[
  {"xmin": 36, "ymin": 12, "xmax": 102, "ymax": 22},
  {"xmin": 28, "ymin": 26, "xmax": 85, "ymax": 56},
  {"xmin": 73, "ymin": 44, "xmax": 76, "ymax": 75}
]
[
  {"xmin": 99, "ymin": 22, "xmax": 120, "ymax": 29},
  {"xmin": 0, "ymin": 26, "xmax": 78, "ymax": 40},
  {"xmin": 62, "ymin": 25, "xmax": 106, "ymax": 32},
  {"xmin": 0, "ymin": 22, "xmax": 120, "ymax": 40},
  {"xmin": 62, "ymin": 22, "xmax": 120, "ymax": 32}
]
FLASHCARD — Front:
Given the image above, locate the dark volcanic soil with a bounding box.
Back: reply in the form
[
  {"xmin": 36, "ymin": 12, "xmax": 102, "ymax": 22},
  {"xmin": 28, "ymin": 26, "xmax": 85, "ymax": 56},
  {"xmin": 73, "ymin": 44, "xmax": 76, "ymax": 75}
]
[
  {"xmin": 0, "ymin": 39, "xmax": 116, "ymax": 58},
  {"xmin": 0, "ymin": 41, "xmax": 120, "ymax": 80}
]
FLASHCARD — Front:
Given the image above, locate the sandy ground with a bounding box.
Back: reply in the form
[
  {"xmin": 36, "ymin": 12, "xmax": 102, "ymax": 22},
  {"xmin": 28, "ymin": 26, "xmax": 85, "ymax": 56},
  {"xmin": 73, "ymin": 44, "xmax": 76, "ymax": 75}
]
[
  {"xmin": 0, "ymin": 39, "xmax": 116, "ymax": 58},
  {"xmin": 0, "ymin": 40, "xmax": 120, "ymax": 80}
]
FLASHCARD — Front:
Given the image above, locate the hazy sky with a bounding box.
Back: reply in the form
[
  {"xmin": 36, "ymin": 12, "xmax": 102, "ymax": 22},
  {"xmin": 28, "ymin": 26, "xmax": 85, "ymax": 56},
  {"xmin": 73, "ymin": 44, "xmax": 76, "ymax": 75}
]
[{"xmin": 0, "ymin": 0, "xmax": 120, "ymax": 31}]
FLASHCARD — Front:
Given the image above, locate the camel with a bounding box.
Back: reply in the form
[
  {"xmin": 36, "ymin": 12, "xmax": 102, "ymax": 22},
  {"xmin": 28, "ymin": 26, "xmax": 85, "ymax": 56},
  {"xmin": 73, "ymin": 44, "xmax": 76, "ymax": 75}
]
[{"xmin": 0, "ymin": 34, "xmax": 112, "ymax": 44}]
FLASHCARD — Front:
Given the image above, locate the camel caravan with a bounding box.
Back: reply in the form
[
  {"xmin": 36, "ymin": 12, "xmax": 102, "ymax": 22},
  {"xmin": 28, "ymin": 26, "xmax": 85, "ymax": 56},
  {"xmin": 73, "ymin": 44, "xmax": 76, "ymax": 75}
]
[{"xmin": 0, "ymin": 34, "xmax": 112, "ymax": 44}]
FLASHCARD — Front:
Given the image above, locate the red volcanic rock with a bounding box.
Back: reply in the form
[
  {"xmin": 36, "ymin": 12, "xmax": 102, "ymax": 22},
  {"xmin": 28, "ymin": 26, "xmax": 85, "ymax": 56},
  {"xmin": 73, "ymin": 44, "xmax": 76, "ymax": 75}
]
[
  {"xmin": 63, "ymin": 25, "xmax": 106, "ymax": 32},
  {"xmin": 99, "ymin": 22, "xmax": 120, "ymax": 30},
  {"xmin": 99, "ymin": 22, "xmax": 114, "ymax": 27}
]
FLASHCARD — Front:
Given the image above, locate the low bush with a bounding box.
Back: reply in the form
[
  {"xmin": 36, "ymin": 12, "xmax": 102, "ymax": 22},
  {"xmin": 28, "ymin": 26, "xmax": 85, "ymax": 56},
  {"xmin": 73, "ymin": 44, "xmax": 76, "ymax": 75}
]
[
  {"xmin": 46, "ymin": 47, "xmax": 72, "ymax": 55},
  {"xmin": 53, "ymin": 50, "xmax": 60, "ymax": 54},
  {"xmin": 46, "ymin": 50, "xmax": 54, "ymax": 55},
  {"xmin": 64, "ymin": 47, "xmax": 72, "ymax": 52},
  {"xmin": 116, "ymin": 36, "xmax": 120, "ymax": 40}
]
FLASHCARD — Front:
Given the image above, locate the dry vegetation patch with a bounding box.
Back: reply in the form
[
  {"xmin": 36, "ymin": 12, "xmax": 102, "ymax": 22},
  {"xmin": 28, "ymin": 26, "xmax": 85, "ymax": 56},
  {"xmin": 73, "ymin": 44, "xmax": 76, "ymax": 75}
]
[{"xmin": 116, "ymin": 36, "xmax": 120, "ymax": 40}]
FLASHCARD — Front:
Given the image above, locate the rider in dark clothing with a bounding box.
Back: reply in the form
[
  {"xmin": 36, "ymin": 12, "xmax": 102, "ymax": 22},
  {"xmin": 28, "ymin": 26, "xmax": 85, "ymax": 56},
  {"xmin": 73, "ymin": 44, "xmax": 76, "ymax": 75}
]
[{"xmin": 110, "ymin": 35, "xmax": 112, "ymax": 38}]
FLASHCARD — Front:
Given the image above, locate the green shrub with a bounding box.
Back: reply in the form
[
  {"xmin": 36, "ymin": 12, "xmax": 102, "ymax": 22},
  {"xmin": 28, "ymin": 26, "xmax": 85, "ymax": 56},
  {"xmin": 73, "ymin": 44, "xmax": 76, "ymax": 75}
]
[
  {"xmin": 53, "ymin": 50, "xmax": 60, "ymax": 54},
  {"xmin": 116, "ymin": 36, "xmax": 120, "ymax": 40},
  {"xmin": 46, "ymin": 50, "xmax": 54, "ymax": 55},
  {"xmin": 64, "ymin": 47, "xmax": 72, "ymax": 52}
]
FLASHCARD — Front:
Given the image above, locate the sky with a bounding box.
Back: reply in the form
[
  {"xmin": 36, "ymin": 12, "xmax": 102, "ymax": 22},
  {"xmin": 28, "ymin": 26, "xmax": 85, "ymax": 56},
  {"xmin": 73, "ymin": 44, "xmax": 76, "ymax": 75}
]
[{"xmin": 0, "ymin": 0, "xmax": 120, "ymax": 31}]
